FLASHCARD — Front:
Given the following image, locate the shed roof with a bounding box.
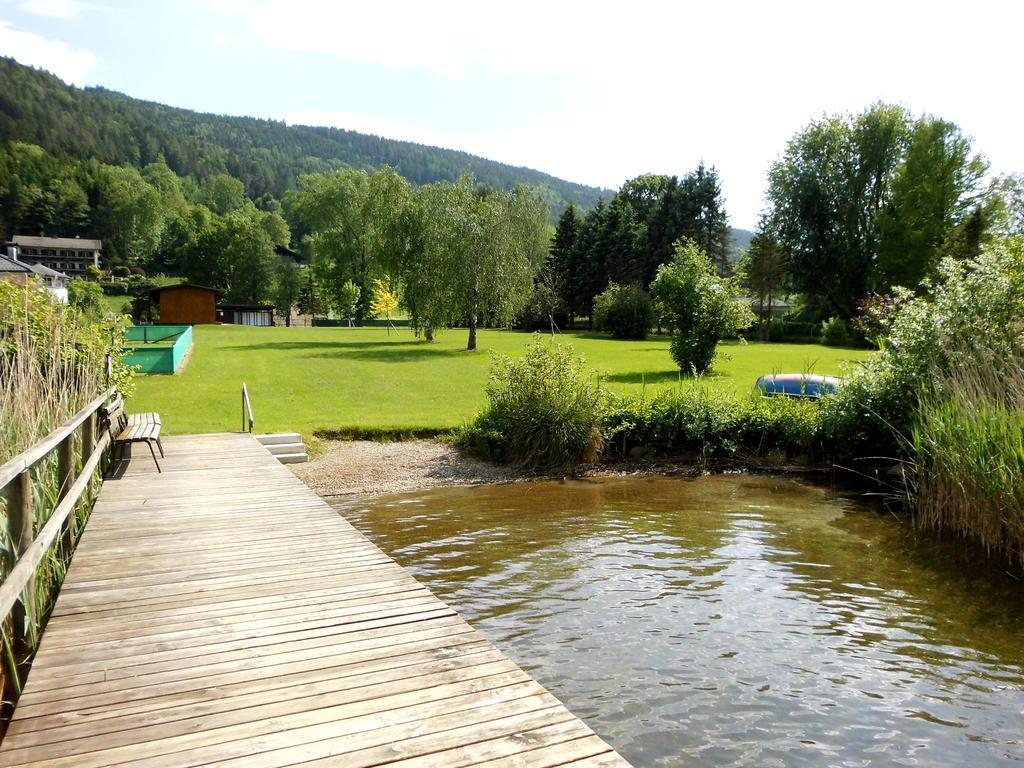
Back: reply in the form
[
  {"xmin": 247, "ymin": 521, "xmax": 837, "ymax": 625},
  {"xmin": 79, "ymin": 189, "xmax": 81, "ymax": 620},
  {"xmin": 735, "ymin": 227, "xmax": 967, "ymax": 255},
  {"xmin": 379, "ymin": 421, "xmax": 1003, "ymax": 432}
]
[
  {"xmin": 150, "ymin": 283, "xmax": 223, "ymax": 300},
  {"xmin": 11, "ymin": 235, "xmax": 103, "ymax": 250}
]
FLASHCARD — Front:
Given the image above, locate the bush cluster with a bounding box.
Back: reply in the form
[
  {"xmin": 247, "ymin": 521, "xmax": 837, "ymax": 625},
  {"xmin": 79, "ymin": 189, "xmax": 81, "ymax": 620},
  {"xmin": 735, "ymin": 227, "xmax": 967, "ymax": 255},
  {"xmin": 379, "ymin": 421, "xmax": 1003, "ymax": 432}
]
[
  {"xmin": 458, "ymin": 337, "xmax": 606, "ymax": 471},
  {"xmin": 605, "ymin": 388, "xmax": 824, "ymax": 462},
  {"xmin": 593, "ymin": 282, "xmax": 655, "ymax": 340},
  {"xmin": 819, "ymin": 317, "xmax": 852, "ymax": 346},
  {"xmin": 766, "ymin": 319, "xmax": 819, "ymax": 343},
  {"xmin": 459, "ymin": 336, "xmax": 828, "ymax": 471}
]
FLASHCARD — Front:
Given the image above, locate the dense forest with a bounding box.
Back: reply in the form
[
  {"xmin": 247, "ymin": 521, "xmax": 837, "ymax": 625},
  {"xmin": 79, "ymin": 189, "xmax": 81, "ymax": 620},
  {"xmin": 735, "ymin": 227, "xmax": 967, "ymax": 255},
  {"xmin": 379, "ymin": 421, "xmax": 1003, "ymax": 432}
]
[{"xmin": 0, "ymin": 56, "xmax": 607, "ymax": 215}]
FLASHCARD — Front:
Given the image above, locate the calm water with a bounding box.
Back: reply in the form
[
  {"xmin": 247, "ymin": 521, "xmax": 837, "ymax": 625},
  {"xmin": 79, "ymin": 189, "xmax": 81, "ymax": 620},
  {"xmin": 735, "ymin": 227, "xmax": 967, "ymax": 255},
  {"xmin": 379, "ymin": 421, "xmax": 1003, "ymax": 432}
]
[{"xmin": 338, "ymin": 474, "xmax": 1024, "ymax": 767}]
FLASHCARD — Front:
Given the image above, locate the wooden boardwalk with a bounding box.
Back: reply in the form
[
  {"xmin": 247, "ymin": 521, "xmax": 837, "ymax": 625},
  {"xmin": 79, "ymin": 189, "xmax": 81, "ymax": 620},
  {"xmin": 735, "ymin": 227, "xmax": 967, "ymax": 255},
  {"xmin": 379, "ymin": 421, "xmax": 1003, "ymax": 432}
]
[{"xmin": 0, "ymin": 433, "xmax": 631, "ymax": 767}]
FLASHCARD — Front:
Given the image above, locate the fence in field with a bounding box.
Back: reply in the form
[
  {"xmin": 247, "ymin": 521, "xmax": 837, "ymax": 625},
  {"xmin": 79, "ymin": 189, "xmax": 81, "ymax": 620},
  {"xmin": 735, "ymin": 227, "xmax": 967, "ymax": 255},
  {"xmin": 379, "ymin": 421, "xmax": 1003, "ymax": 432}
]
[{"xmin": 0, "ymin": 388, "xmax": 113, "ymax": 723}]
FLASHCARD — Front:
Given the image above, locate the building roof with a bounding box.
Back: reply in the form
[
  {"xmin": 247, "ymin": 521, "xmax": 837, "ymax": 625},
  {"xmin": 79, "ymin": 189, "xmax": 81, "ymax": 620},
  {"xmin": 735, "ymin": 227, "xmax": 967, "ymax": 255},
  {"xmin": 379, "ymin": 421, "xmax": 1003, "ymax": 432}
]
[
  {"xmin": 0, "ymin": 255, "xmax": 33, "ymax": 274},
  {"xmin": 11, "ymin": 235, "xmax": 103, "ymax": 250},
  {"xmin": 275, "ymin": 244, "xmax": 305, "ymax": 263},
  {"xmin": 150, "ymin": 283, "xmax": 224, "ymax": 300},
  {"xmin": 27, "ymin": 263, "xmax": 70, "ymax": 279}
]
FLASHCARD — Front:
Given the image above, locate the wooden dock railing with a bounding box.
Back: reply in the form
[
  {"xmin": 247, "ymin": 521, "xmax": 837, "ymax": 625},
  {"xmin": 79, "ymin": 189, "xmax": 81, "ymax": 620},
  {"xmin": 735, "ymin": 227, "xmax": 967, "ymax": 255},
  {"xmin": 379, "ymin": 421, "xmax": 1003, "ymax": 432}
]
[{"xmin": 0, "ymin": 388, "xmax": 113, "ymax": 704}]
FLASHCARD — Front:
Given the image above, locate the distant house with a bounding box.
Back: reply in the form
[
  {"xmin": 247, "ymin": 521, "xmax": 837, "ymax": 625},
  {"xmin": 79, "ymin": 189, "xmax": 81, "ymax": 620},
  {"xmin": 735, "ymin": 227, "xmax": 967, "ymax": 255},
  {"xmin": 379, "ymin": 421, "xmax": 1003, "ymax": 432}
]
[
  {"xmin": 217, "ymin": 304, "xmax": 275, "ymax": 327},
  {"xmin": 26, "ymin": 263, "xmax": 70, "ymax": 303},
  {"xmin": 0, "ymin": 254, "xmax": 33, "ymax": 281},
  {"xmin": 150, "ymin": 284, "xmax": 222, "ymax": 324},
  {"xmin": 0, "ymin": 252, "xmax": 70, "ymax": 302},
  {"xmin": 740, "ymin": 296, "xmax": 791, "ymax": 318},
  {"xmin": 6, "ymin": 236, "xmax": 102, "ymax": 276}
]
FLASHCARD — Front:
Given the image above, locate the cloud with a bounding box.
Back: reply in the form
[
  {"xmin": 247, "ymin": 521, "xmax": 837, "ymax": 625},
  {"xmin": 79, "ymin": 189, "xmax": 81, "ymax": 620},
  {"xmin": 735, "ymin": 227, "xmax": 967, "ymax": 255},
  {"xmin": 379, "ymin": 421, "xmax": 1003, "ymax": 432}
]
[
  {"xmin": 211, "ymin": 32, "xmax": 239, "ymax": 46},
  {"xmin": 17, "ymin": 0, "xmax": 90, "ymax": 19},
  {"xmin": 220, "ymin": 0, "xmax": 1024, "ymax": 227},
  {"xmin": 0, "ymin": 21, "xmax": 99, "ymax": 84}
]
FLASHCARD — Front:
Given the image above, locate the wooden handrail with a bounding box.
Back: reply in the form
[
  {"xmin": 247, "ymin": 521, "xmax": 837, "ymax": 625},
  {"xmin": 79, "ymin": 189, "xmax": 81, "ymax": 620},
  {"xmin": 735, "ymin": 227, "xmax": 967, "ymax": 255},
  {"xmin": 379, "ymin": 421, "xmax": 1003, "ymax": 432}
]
[
  {"xmin": 241, "ymin": 383, "xmax": 254, "ymax": 433},
  {"xmin": 0, "ymin": 388, "xmax": 113, "ymax": 489},
  {"xmin": 0, "ymin": 430, "xmax": 110, "ymax": 621}
]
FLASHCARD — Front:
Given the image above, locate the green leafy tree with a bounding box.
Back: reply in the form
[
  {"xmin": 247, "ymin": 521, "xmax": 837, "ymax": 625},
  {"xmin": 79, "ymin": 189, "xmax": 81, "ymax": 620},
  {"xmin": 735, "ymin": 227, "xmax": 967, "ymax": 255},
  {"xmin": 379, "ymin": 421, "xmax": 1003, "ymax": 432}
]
[
  {"xmin": 873, "ymin": 117, "xmax": 991, "ymax": 288},
  {"xmin": 67, "ymin": 279, "xmax": 105, "ymax": 317},
  {"xmin": 651, "ymin": 240, "xmax": 753, "ymax": 373},
  {"xmin": 411, "ymin": 176, "xmax": 549, "ymax": 350},
  {"xmin": 91, "ymin": 164, "xmax": 166, "ymax": 266},
  {"xmin": 336, "ymin": 279, "xmax": 361, "ymax": 320},
  {"xmin": 738, "ymin": 218, "xmax": 789, "ymax": 339},
  {"xmin": 272, "ymin": 261, "xmax": 301, "ymax": 326},
  {"xmin": 198, "ymin": 174, "xmax": 247, "ymax": 215},
  {"xmin": 767, "ymin": 104, "xmax": 910, "ymax": 319},
  {"xmin": 297, "ymin": 268, "xmax": 321, "ymax": 317},
  {"xmin": 548, "ymin": 204, "xmax": 581, "ymax": 318}
]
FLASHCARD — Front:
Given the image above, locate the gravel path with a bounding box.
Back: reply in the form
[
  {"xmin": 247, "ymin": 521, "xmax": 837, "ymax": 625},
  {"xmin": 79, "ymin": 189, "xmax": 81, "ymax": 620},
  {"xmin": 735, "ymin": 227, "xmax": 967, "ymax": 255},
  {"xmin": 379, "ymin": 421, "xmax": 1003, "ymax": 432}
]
[{"xmin": 289, "ymin": 439, "xmax": 526, "ymax": 498}]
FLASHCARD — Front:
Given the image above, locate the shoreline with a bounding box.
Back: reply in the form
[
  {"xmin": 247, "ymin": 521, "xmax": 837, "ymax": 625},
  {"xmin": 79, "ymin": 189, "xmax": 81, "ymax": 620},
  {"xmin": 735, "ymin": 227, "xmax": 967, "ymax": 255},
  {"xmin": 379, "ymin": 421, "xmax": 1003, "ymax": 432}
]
[{"xmin": 289, "ymin": 438, "xmax": 844, "ymax": 501}]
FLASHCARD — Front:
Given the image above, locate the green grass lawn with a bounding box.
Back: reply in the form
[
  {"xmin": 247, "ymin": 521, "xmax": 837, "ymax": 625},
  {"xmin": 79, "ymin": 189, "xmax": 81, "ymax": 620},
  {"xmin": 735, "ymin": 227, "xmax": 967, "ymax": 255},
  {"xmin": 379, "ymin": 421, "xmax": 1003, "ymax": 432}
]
[{"xmin": 128, "ymin": 326, "xmax": 873, "ymax": 438}]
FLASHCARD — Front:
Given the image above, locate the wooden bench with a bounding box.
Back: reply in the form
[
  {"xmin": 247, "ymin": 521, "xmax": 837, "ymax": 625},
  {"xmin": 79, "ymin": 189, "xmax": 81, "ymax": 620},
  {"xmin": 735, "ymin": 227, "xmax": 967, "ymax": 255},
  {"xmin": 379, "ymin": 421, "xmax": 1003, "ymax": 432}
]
[{"xmin": 100, "ymin": 395, "xmax": 163, "ymax": 472}]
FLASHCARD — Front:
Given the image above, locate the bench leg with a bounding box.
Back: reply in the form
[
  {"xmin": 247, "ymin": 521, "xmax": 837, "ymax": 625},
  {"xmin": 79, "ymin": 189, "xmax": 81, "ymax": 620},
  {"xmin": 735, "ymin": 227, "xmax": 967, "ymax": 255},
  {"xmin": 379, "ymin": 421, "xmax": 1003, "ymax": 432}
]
[
  {"xmin": 147, "ymin": 440, "xmax": 162, "ymax": 473},
  {"xmin": 156, "ymin": 436, "xmax": 165, "ymax": 458}
]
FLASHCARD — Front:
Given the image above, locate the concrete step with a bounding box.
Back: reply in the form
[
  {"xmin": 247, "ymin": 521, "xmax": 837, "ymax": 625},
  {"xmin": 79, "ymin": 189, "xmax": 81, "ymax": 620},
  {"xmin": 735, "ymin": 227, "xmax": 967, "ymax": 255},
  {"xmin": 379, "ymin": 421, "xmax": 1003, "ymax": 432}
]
[
  {"xmin": 255, "ymin": 432, "xmax": 302, "ymax": 446},
  {"xmin": 266, "ymin": 442, "xmax": 306, "ymax": 456},
  {"xmin": 275, "ymin": 452, "xmax": 308, "ymax": 464}
]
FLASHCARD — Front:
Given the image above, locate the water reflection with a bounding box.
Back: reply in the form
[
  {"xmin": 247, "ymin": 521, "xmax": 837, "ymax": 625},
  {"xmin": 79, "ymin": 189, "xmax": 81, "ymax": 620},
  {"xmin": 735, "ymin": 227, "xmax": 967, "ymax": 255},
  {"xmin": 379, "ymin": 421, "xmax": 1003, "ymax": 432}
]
[{"xmin": 338, "ymin": 474, "xmax": 1024, "ymax": 767}]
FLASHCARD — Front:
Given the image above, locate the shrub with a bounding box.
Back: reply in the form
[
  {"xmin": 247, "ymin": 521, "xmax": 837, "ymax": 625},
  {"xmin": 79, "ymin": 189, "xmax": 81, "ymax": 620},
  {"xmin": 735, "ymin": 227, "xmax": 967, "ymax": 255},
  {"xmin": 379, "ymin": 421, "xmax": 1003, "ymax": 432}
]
[
  {"xmin": 605, "ymin": 387, "xmax": 823, "ymax": 462},
  {"xmin": 593, "ymin": 282, "xmax": 655, "ymax": 340},
  {"xmin": 112, "ymin": 265, "xmax": 131, "ymax": 279},
  {"xmin": 767, "ymin": 319, "xmax": 819, "ymax": 343},
  {"xmin": 823, "ymin": 236, "xmax": 1024, "ymax": 464},
  {"xmin": 651, "ymin": 239, "xmax": 752, "ymax": 373},
  {"xmin": 68, "ymin": 280, "xmax": 105, "ymax": 317},
  {"xmin": 460, "ymin": 337, "xmax": 606, "ymax": 470},
  {"xmin": 819, "ymin": 316, "xmax": 851, "ymax": 346}
]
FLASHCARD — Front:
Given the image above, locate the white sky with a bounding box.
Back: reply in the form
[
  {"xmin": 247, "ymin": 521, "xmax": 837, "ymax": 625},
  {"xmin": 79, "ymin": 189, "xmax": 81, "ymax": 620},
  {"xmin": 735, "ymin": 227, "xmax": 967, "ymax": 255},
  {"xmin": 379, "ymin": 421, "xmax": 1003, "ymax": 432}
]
[{"xmin": 3, "ymin": 0, "xmax": 1023, "ymax": 228}]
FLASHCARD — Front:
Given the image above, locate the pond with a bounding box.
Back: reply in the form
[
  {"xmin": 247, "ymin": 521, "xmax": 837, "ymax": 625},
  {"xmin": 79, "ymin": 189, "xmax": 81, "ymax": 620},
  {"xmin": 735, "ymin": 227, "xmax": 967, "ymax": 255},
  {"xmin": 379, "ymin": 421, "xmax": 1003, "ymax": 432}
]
[{"xmin": 337, "ymin": 474, "xmax": 1024, "ymax": 767}]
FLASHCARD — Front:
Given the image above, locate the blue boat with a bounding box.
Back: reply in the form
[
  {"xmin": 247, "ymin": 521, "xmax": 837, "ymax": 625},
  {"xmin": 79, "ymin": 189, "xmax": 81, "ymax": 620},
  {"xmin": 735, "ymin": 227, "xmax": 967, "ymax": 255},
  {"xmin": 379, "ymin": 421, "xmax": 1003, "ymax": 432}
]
[{"xmin": 755, "ymin": 373, "xmax": 842, "ymax": 399}]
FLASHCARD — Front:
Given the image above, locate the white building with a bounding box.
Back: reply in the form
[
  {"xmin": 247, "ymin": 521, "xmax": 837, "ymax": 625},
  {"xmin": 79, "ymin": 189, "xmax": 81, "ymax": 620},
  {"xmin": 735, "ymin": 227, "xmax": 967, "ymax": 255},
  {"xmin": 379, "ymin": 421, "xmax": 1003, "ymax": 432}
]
[{"xmin": 5, "ymin": 235, "xmax": 102, "ymax": 276}]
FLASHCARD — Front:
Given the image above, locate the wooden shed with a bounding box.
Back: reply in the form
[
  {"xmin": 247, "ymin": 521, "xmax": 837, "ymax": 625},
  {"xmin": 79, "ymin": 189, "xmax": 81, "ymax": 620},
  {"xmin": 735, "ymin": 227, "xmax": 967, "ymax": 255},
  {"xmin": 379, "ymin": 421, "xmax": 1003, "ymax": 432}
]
[{"xmin": 151, "ymin": 284, "xmax": 222, "ymax": 324}]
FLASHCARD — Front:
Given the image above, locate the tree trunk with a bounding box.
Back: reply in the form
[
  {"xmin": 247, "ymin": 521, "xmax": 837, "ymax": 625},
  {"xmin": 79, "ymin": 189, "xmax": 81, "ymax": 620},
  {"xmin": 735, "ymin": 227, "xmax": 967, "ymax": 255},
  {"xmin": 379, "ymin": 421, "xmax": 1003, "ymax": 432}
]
[
  {"xmin": 424, "ymin": 319, "xmax": 434, "ymax": 342},
  {"xmin": 467, "ymin": 315, "xmax": 477, "ymax": 350}
]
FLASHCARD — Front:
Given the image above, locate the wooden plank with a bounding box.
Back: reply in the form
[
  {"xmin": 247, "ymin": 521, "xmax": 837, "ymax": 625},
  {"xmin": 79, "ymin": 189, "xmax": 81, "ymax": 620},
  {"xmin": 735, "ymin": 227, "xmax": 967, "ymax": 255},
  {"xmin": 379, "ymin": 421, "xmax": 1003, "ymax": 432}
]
[{"xmin": 0, "ymin": 433, "xmax": 631, "ymax": 767}]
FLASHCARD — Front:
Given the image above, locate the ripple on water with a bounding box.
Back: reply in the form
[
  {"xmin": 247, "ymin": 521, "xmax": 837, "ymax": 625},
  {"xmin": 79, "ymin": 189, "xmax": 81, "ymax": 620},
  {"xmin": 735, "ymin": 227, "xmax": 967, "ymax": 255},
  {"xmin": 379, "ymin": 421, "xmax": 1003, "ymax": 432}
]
[{"xmin": 341, "ymin": 474, "xmax": 1024, "ymax": 768}]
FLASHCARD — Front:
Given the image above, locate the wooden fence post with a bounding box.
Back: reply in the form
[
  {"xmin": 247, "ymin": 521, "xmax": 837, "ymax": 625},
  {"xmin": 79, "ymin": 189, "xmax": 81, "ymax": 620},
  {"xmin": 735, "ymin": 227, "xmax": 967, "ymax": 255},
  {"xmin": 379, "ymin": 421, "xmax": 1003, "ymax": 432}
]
[
  {"xmin": 81, "ymin": 412, "xmax": 94, "ymax": 467},
  {"xmin": 5, "ymin": 471, "xmax": 34, "ymax": 649},
  {"xmin": 57, "ymin": 431, "xmax": 77, "ymax": 551}
]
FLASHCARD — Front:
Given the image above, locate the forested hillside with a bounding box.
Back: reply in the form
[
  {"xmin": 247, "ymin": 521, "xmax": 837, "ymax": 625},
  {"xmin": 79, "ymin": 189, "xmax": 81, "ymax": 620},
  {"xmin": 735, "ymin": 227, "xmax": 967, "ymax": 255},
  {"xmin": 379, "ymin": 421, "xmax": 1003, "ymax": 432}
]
[{"xmin": 0, "ymin": 57, "xmax": 607, "ymax": 213}]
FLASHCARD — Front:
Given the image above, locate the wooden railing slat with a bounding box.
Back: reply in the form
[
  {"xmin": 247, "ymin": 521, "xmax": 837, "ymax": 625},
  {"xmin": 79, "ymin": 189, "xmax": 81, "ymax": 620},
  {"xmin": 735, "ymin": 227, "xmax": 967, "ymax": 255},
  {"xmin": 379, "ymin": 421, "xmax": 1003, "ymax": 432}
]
[
  {"xmin": 0, "ymin": 430, "xmax": 111, "ymax": 622},
  {"xmin": 0, "ymin": 388, "xmax": 113, "ymax": 489}
]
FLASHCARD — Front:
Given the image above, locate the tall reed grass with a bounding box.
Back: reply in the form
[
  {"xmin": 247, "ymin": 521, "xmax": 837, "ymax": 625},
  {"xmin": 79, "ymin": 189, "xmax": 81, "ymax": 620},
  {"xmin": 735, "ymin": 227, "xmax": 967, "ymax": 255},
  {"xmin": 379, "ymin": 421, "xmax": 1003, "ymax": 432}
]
[
  {"xmin": 910, "ymin": 347, "xmax": 1024, "ymax": 569},
  {"xmin": 0, "ymin": 281, "xmax": 130, "ymax": 721}
]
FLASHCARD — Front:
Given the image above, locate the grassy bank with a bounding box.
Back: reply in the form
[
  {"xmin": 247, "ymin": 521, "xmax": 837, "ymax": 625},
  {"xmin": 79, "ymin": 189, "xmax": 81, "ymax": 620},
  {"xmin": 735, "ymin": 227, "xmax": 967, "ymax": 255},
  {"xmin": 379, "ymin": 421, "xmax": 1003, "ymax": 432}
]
[{"xmin": 128, "ymin": 325, "xmax": 870, "ymax": 437}]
